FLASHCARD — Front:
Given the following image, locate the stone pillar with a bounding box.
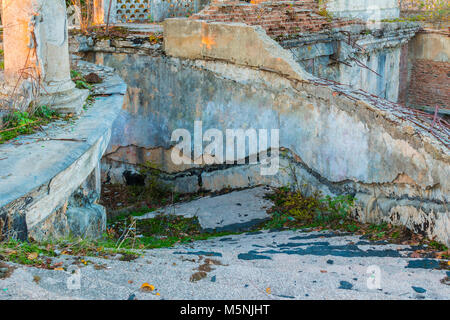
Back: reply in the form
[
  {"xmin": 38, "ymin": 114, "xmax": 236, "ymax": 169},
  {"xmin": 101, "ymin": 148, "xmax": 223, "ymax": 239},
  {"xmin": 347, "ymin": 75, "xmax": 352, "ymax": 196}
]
[{"xmin": 2, "ymin": 0, "xmax": 88, "ymax": 114}]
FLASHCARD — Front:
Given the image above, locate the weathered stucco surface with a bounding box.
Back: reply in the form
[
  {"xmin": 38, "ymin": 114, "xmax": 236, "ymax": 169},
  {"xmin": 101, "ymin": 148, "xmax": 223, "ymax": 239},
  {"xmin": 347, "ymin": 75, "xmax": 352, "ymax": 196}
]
[{"xmin": 75, "ymin": 20, "xmax": 449, "ymax": 244}]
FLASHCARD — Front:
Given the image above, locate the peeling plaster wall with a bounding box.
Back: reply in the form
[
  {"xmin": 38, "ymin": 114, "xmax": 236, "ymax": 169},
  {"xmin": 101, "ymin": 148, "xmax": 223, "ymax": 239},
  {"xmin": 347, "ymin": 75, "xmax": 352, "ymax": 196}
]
[
  {"xmin": 293, "ymin": 43, "xmax": 402, "ymax": 101},
  {"xmin": 80, "ymin": 50, "xmax": 449, "ymax": 244}
]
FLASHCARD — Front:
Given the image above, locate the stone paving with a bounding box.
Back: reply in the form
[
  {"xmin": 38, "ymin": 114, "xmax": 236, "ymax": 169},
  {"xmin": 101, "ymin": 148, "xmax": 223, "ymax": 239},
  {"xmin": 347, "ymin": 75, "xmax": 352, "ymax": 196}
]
[
  {"xmin": 1, "ymin": 228, "xmax": 449, "ymax": 300},
  {"xmin": 1, "ymin": 188, "xmax": 449, "ymax": 300}
]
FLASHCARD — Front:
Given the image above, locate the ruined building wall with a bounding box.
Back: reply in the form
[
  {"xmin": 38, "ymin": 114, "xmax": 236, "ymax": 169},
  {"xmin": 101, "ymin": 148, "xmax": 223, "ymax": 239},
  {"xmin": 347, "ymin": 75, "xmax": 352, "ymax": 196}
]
[
  {"xmin": 71, "ymin": 19, "xmax": 449, "ymax": 244},
  {"xmin": 190, "ymin": 0, "xmax": 360, "ymax": 38},
  {"xmin": 191, "ymin": 1, "xmax": 419, "ymax": 102},
  {"xmin": 400, "ymin": 30, "xmax": 449, "ymax": 111}
]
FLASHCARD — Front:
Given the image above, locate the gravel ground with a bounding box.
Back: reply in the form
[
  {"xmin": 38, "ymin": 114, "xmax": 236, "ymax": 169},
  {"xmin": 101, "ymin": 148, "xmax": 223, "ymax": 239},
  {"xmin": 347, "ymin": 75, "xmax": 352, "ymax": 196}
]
[{"xmin": 1, "ymin": 229, "xmax": 449, "ymax": 300}]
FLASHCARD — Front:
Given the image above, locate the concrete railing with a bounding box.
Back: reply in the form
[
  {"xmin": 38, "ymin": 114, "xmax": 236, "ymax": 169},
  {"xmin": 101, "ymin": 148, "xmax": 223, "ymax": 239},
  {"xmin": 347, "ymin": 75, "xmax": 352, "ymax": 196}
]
[{"xmin": 0, "ymin": 60, "xmax": 126, "ymax": 241}]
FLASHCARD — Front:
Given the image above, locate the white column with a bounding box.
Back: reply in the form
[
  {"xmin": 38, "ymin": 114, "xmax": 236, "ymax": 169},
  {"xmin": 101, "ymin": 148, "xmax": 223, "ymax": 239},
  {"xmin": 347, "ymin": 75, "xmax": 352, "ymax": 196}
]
[{"xmin": 2, "ymin": 0, "xmax": 88, "ymax": 114}]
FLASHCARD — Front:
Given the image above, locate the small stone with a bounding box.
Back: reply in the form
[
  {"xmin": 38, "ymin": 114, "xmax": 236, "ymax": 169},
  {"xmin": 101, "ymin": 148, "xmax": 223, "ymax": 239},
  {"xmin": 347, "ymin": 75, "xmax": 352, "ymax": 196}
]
[
  {"xmin": 190, "ymin": 271, "xmax": 207, "ymax": 282},
  {"xmin": 338, "ymin": 281, "xmax": 353, "ymax": 290},
  {"xmin": 412, "ymin": 286, "xmax": 426, "ymax": 294},
  {"xmin": 326, "ymin": 259, "xmax": 334, "ymax": 265},
  {"xmin": 127, "ymin": 293, "xmax": 137, "ymax": 300}
]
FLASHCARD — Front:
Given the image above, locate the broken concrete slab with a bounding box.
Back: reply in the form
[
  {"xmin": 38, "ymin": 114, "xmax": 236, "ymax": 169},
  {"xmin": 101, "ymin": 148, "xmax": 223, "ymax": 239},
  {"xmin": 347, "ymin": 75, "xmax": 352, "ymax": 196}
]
[
  {"xmin": 136, "ymin": 187, "xmax": 273, "ymax": 232},
  {"xmin": 163, "ymin": 18, "xmax": 313, "ymax": 82}
]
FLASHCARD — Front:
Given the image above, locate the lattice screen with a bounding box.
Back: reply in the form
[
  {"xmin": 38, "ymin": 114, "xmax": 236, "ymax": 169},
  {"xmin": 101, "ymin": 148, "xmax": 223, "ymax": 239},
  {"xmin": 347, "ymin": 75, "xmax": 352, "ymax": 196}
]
[
  {"xmin": 116, "ymin": 0, "xmax": 151, "ymax": 22},
  {"xmin": 115, "ymin": 0, "xmax": 200, "ymax": 23}
]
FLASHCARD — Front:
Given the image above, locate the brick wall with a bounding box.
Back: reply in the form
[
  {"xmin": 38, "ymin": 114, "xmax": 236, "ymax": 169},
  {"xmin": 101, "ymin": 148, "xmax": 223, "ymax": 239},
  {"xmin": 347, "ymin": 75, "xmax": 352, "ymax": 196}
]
[
  {"xmin": 398, "ymin": 43, "xmax": 409, "ymax": 105},
  {"xmin": 190, "ymin": 0, "xmax": 360, "ymax": 38},
  {"xmin": 407, "ymin": 59, "xmax": 450, "ymax": 108}
]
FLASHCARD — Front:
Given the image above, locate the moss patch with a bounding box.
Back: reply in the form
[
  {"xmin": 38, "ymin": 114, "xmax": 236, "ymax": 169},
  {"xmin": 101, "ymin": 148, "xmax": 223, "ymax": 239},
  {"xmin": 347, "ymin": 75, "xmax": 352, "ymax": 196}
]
[{"xmin": 262, "ymin": 187, "xmax": 449, "ymax": 259}]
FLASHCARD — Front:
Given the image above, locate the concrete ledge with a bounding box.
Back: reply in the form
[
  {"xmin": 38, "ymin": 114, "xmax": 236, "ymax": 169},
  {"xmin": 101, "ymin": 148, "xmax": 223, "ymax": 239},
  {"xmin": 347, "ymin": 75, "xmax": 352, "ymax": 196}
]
[
  {"xmin": 163, "ymin": 18, "xmax": 313, "ymax": 81},
  {"xmin": 0, "ymin": 59, "xmax": 126, "ymax": 240}
]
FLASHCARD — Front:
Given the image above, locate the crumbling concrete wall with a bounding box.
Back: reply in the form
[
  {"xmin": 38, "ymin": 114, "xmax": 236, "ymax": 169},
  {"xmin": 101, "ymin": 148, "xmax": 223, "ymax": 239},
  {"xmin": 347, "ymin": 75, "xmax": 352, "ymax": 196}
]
[
  {"xmin": 74, "ymin": 19, "xmax": 449, "ymax": 244},
  {"xmin": 280, "ymin": 22, "xmax": 419, "ymax": 102},
  {"xmin": 190, "ymin": 1, "xmax": 419, "ymax": 102}
]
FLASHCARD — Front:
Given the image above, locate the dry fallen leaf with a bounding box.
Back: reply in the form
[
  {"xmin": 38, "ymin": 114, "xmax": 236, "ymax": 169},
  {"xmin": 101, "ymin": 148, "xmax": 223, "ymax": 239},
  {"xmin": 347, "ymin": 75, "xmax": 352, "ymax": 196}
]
[
  {"xmin": 320, "ymin": 270, "xmax": 328, "ymax": 273},
  {"xmin": 54, "ymin": 267, "xmax": 64, "ymax": 271},
  {"xmin": 27, "ymin": 252, "xmax": 38, "ymax": 260},
  {"xmin": 141, "ymin": 283, "xmax": 155, "ymax": 292},
  {"xmin": 266, "ymin": 287, "xmax": 271, "ymax": 294},
  {"xmin": 434, "ymin": 251, "xmax": 449, "ymax": 259}
]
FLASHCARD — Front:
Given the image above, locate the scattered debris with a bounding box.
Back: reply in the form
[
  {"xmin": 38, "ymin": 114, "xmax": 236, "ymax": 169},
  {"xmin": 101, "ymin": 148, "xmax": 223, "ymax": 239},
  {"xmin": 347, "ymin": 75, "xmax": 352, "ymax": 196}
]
[
  {"xmin": 190, "ymin": 271, "xmax": 207, "ymax": 282},
  {"xmin": 140, "ymin": 283, "xmax": 155, "ymax": 292},
  {"xmin": 119, "ymin": 253, "xmax": 139, "ymax": 262},
  {"xmin": 0, "ymin": 262, "xmax": 14, "ymax": 279},
  {"xmin": 85, "ymin": 73, "xmax": 103, "ymax": 84}
]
